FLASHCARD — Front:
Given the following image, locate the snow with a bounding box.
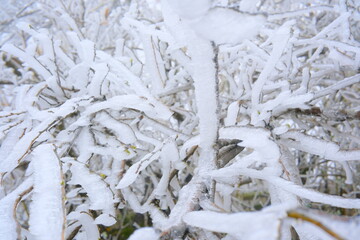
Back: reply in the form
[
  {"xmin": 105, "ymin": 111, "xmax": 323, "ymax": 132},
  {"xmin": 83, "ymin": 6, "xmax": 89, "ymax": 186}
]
[
  {"xmin": 166, "ymin": 1, "xmax": 266, "ymax": 45},
  {"xmin": 142, "ymin": 34, "xmax": 166, "ymax": 94},
  {"xmin": 0, "ymin": 126, "xmax": 26, "ymax": 170},
  {"xmin": 121, "ymin": 16, "xmax": 173, "ymax": 44},
  {"xmin": 53, "ymin": 39, "xmax": 75, "ymax": 68},
  {"xmin": 191, "ymin": 8, "xmax": 266, "ymax": 45},
  {"xmin": 220, "ymin": 126, "xmax": 280, "ymax": 166},
  {"xmin": 187, "ymin": 36, "xmax": 218, "ymax": 172},
  {"xmin": 2, "ymin": 43, "xmax": 52, "ymax": 80},
  {"xmin": 224, "ymin": 101, "xmax": 240, "ymax": 126},
  {"xmin": 155, "ymin": 140, "xmax": 179, "ymax": 196},
  {"xmin": 0, "ymin": 96, "xmax": 93, "ymax": 173},
  {"xmin": 116, "ymin": 148, "xmax": 161, "ymax": 189},
  {"xmin": 164, "ymin": 1, "xmax": 220, "ymax": 171},
  {"xmin": 66, "ymin": 63, "xmax": 90, "ymax": 92},
  {"xmin": 312, "ymin": 73, "xmax": 360, "ymax": 100},
  {"xmin": 210, "ymin": 167, "xmax": 360, "ymax": 209},
  {"xmin": 58, "ymin": 10, "xmax": 83, "ymax": 38},
  {"xmin": 94, "ymin": 213, "xmax": 116, "ymax": 226},
  {"xmin": 166, "ymin": 0, "xmax": 211, "ymax": 20},
  {"xmin": 179, "ymin": 135, "xmax": 200, "ymax": 159},
  {"xmin": 183, "ymin": 206, "xmax": 284, "ymax": 240},
  {"xmin": 160, "ymin": 3, "xmax": 226, "ymax": 230},
  {"xmin": 94, "ymin": 112, "xmax": 137, "ymax": 144},
  {"xmin": 162, "ymin": 178, "xmax": 203, "ymax": 230},
  {"xmin": 250, "ymin": 21, "xmax": 293, "ymax": 125},
  {"xmin": 67, "ymin": 205, "xmax": 100, "ymax": 240},
  {"xmin": 78, "ymin": 40, "xmax": 95, "ymax": 64},
  {"xmin": 69, "ymin": 161, "xmax": 114, "ymax": 214},
  {"xmin": 128, "ymin": 227, "xmax": 159, "ymax": 240},
  {"xmin": 239, "ymin": 0, "xmax": 261, "ymax": 12},
  {"xmin": 312, "ymin": 12, "xmax": 351, "ymax": 40},
  {"xmin": 81, "ymin": 94, "xmax": 172, "ymax": 121},
  {"xmin": 72, "ymin": 128, "xmax": 94, "ymax": 163},
  {"xmin": 254, "ymin": 91, "xmax": 313, "ymax": 123},
  {"xmin": 102, "ymin": 52, "xmax": 174, "ymax": 117},
  {"xmin": 280, "ymin": 131, "xmax": 360, "ymax": 161},
  {"xmin": 29, "ymin": 144, "xmax": 64, "ymax": 240}
]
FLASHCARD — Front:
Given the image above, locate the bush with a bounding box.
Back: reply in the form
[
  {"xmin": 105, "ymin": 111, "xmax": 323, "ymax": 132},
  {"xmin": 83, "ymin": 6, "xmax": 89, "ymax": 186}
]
[{"xmin": 1, "ymin": 0, "xmax": 360, "ymax": 239}]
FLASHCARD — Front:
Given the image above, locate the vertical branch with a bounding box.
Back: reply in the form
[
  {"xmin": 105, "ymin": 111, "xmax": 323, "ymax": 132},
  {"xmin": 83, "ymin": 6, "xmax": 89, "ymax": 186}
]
[
  {"xmin": 210, "ymin": 41, "xmax": 220, "ymax": 201},
  {"xmin": 160, "ymin": 2, "xmax": 220, "ymax": 233},
  {"xmin": 187, "ymin": 36, "xmax": 219, "ymax": 188},
  {"xmin": 56, "ymin": 149, "xmax": 67, "ymax": 240}
]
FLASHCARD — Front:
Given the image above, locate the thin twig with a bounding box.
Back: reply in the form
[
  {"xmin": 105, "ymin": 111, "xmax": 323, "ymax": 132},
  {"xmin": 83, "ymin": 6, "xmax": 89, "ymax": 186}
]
[{"xmin": 287, "ymin": 211, "xmax": 345, "ymax": 240}]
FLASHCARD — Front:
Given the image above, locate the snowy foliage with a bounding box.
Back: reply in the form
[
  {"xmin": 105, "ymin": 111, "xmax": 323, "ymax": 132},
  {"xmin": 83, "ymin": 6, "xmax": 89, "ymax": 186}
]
[{"xmin": 0, "ymin": 0, "xmax": 360, "ymax": 239}]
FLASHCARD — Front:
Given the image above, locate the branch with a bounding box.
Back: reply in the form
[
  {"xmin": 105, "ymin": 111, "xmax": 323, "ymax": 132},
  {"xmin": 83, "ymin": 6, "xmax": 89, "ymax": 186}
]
[{"xmin": 312, "ymin": 74, "xmax": 360, "ymax": 100}]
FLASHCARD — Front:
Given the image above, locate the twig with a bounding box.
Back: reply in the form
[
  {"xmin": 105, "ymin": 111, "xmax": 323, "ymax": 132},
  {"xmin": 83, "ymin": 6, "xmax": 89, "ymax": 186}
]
[
  {"xmin": 287, "ymin": 211, "xmax": 345, "ymax": 240},
  {"xmin": 13, "ymin": 186, "xmax": 34, "ymax": 239}
]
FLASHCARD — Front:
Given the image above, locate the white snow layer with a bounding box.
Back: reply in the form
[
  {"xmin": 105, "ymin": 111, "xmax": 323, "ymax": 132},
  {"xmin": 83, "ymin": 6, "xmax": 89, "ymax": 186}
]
[
  {"xmin": 94, "ymin": 213, "xmax": 116, "ymax": 226},
  {"xmin": 220, "ymin": 126, "xmax": 280, "ymax": 166},
  {"xmin": 29, "ymin": 144, "xmax": 64, "ymax": 240},
  {"xmin": 165, "ymin": 0, "xmax": 266, "ymax": 45},
  {"xmin": 167, "ymin": 0, "xmax": 211, "ymax": 20},
  {"xmin": 69, "ymin": 161, "xmax": 114, "ymax": 214},
  {"xmin": 191, "ymin": 8, "xmax": 266, "ymax": 45},
  {"xmin": 128, "ymin": 227, "xmax": 159, "ymax": 240},
  {"xmin": 183, "ymin": 207, "xmax": 284, "ymax": 240}
]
